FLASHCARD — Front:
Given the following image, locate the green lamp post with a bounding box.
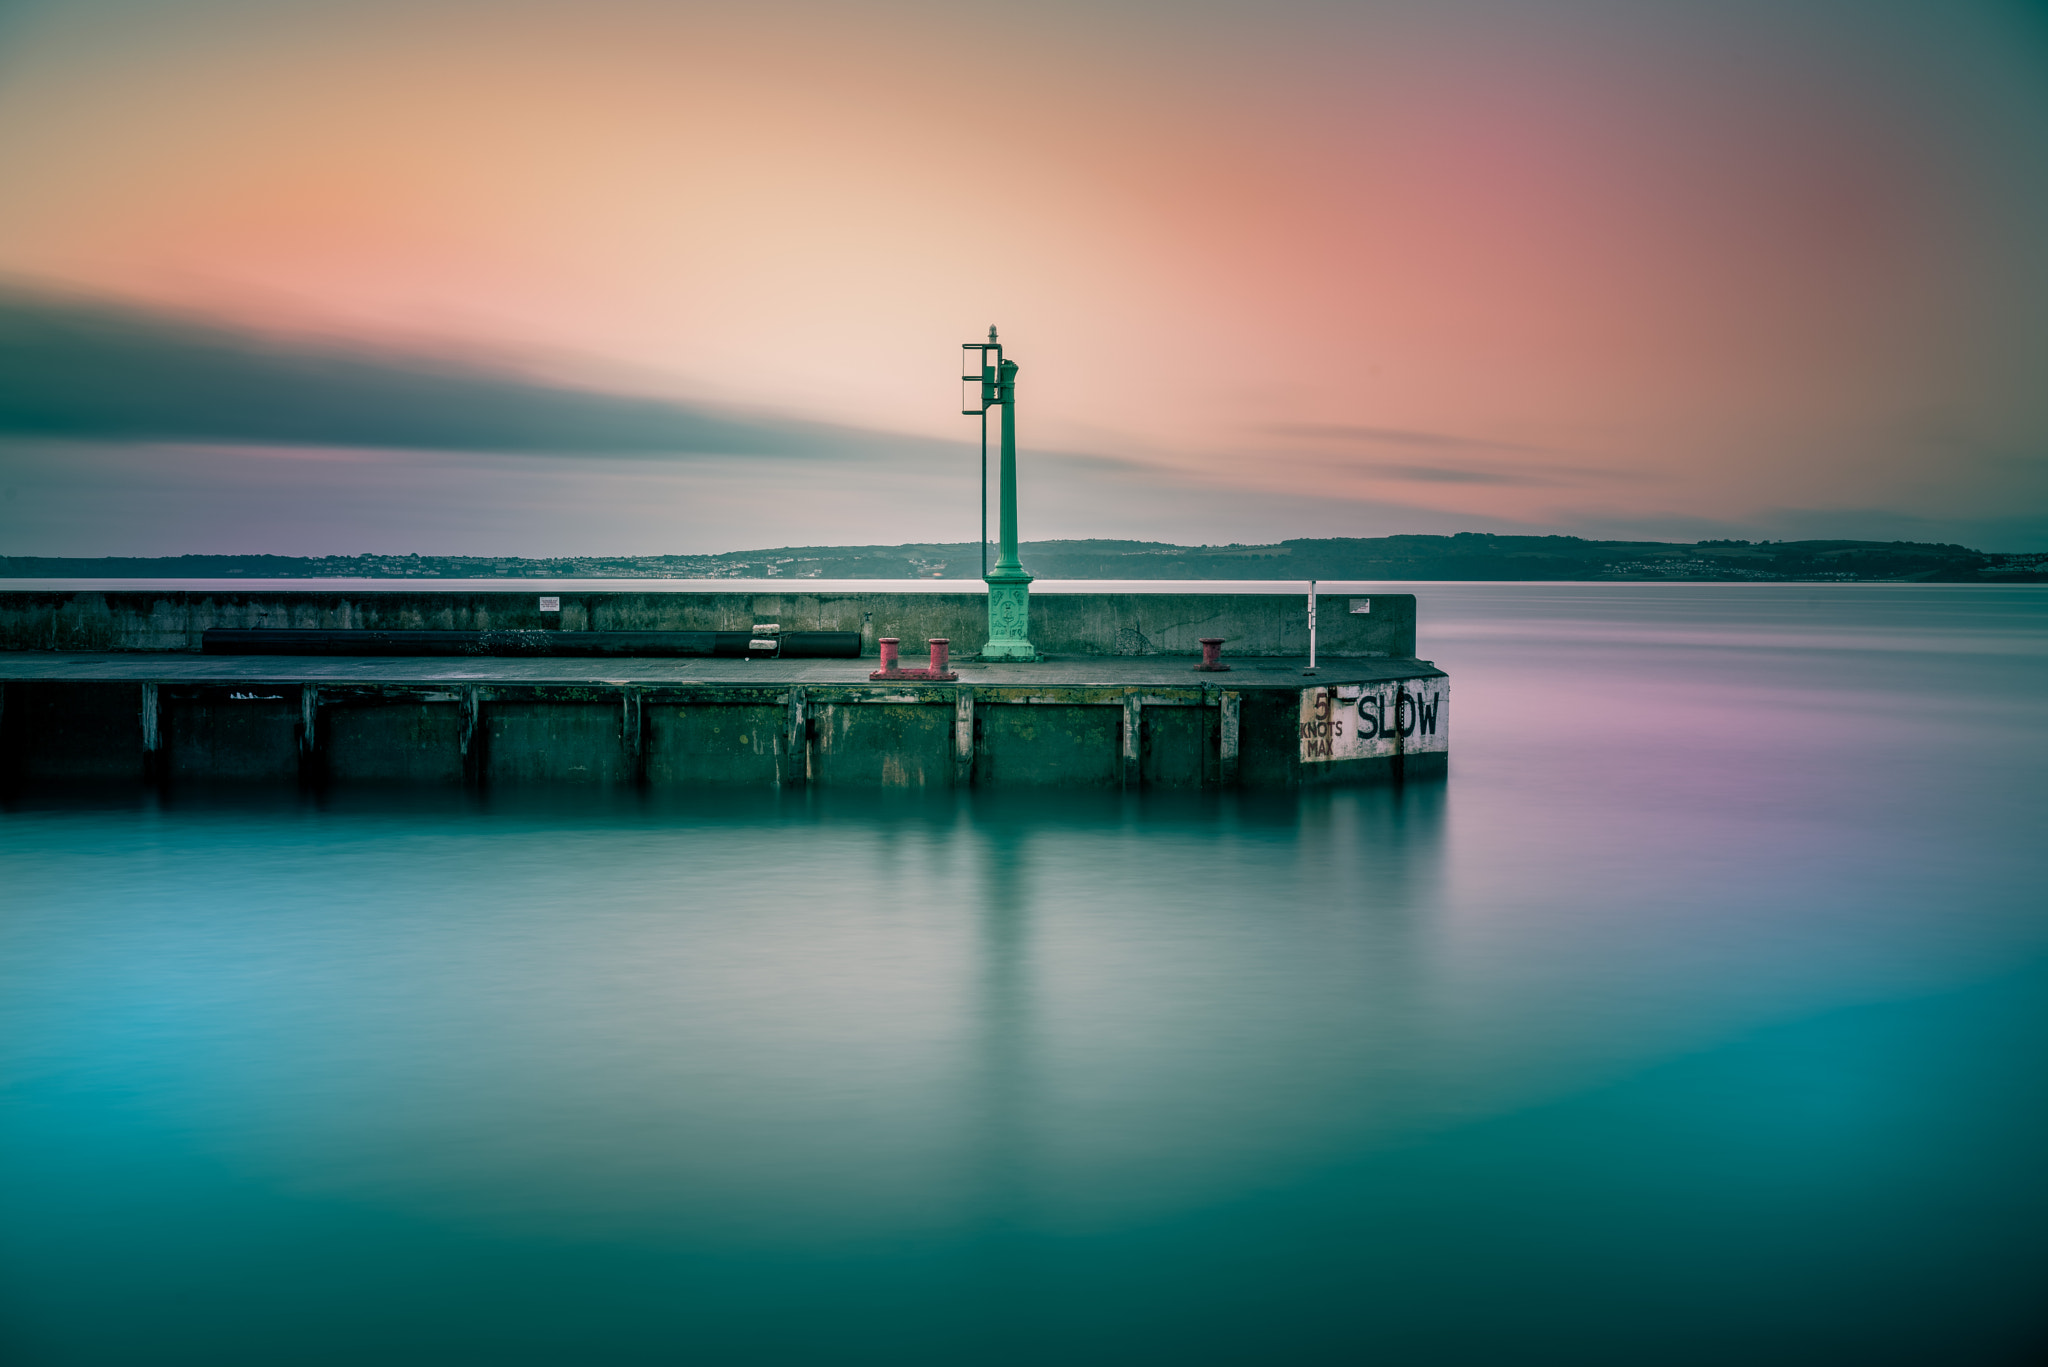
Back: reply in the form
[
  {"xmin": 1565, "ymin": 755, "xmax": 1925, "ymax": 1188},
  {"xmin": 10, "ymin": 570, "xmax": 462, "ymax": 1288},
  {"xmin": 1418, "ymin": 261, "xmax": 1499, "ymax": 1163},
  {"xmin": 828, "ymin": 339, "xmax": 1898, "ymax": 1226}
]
[{"xmin": 962, "ymin": 326, "xmax": 1039, "ymax": 661}]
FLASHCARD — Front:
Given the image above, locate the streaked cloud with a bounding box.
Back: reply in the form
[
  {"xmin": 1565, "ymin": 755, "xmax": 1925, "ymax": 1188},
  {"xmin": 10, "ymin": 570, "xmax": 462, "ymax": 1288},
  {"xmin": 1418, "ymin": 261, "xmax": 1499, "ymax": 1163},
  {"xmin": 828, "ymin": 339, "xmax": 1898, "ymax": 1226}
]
[
  {"xmin": 0, "ymin": 285, "xmax": 958, "ymax": 461},
  {"xmin": 1258, "ymin": 422, "xmax": 1634, "ymax": 488},
  {"xmin": 1353, "ymin": 464, "xmax": 1552, "ymax": 486},
  {"xmin": 1264, "ymin": 422, "xmax": 1565, "ymax": 457}
]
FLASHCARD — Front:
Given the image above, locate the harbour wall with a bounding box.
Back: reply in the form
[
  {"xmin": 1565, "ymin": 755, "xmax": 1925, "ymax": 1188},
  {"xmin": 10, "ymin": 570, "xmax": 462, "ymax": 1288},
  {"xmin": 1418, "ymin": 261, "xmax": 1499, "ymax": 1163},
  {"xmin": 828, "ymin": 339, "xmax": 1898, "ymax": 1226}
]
[
  {"xmin": 0, "ymin": 676, "xmax": 1449, "ymax": 791},
  {"xmin": 0, "ymin": 588, "xmax": 1415, "ymax": 658}
]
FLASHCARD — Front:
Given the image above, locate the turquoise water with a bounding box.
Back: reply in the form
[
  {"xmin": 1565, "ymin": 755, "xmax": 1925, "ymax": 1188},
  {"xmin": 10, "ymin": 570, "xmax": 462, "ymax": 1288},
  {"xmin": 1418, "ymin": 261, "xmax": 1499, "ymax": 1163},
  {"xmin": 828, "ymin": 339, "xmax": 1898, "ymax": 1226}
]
[{"xmin": 3, "ymin": 585, "xmax": 2045, "ymax": 1364}]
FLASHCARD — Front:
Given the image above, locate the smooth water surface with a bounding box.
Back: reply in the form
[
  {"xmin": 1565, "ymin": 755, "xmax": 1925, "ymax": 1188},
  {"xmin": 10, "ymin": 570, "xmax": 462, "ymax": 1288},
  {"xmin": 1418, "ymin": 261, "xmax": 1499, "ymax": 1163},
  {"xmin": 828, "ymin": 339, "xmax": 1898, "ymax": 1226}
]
[{"xmin": 3, "ymin": 585, "xmax": 2045, "ymax": 1364}]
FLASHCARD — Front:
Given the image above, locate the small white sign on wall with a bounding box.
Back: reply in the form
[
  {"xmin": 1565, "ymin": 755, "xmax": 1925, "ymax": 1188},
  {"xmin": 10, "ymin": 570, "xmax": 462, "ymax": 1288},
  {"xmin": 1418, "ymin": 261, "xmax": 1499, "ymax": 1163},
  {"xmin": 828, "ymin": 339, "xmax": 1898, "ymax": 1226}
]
[
  {"xmin": 1350, "ymin": 598, "xmax": 1371, "ymax": 614},
  {"xmin": 539, "ymin": 597, "xmax": 561, "ymax": 612}
]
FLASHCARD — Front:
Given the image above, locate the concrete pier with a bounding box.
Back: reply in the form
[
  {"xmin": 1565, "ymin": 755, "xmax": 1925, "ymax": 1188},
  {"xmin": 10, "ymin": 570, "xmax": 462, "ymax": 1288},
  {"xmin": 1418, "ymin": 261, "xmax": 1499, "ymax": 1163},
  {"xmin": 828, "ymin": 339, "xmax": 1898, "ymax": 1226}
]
[
  {"xmin": 0, "ymin": 653, "xmax": 1447, "ymax": 790},
  {"xmin": 0, "ymin": 585, "xmax": 1446, "ymax": 790}
]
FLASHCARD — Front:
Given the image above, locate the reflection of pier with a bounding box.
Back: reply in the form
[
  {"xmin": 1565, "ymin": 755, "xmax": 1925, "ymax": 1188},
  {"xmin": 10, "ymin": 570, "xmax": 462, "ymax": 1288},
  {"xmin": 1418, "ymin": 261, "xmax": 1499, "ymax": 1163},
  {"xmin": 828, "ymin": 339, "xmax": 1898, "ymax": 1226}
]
[
  {"xmin": 967, "ymin": 818, "xmax": 1037, "ymax": 1233},
  {"xmin": 943, "ymin": 785, "xmax": 1451, "ymax": 1262}
]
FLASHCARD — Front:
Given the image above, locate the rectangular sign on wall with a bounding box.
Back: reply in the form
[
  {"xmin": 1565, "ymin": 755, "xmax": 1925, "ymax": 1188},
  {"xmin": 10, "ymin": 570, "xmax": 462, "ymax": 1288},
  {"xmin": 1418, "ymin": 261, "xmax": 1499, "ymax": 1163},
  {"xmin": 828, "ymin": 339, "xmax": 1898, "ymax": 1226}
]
[{"xmin": 1299, "ymin": 680, "xmax": 1448, "ymax": 763}]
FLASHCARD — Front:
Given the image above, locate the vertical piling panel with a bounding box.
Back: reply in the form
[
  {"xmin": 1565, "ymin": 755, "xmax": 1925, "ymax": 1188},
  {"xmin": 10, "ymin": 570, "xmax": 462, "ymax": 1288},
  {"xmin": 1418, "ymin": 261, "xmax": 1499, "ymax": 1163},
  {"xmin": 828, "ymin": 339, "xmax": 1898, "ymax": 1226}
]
[
  {"xmin": 954, "ymin": 687, "xmax": 976, "ymax": 787},
  {"xmin": 1219, "ymin": 691, "xmax": 1240, "ymax": 788},
  {"xmin": 1122, "ymin": 694, "xmax": 1143, "ymax": 789},
  {"xmin": 459, "ymin": 687, "xmax": 485, "ymax": 788},
  {"xmin": 298, "ymin": 686, "xmax": 323, "ymax": 788},
  {"xmin": 623, "ymin": 689, "xmax": 646, "ymax": 786},
  {"xmin": 140, "ymin": 682, "xmax": 161, "ymax": 784},
  {"xmin": 785, "ymin": 688, "xmax": 808, "ymax": 787}
]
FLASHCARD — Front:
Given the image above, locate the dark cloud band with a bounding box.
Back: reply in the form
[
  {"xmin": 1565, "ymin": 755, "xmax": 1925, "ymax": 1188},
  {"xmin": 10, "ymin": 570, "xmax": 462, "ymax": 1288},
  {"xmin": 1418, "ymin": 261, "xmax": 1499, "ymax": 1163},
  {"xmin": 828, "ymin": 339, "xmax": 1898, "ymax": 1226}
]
[{"xmin": 0, "ymin": 285, "xmax": 952, "ymax": 462}]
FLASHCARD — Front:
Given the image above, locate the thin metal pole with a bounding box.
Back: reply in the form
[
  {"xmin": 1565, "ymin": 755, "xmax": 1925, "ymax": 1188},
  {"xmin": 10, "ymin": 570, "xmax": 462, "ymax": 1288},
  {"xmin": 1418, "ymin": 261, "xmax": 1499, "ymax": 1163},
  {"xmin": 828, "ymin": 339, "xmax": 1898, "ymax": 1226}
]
[
  {"xmin": 987, "ymin": 405, "xmax": 995, "ymax": 577},
  {"xmin": 1305, "ymin": 579, "xmax": 1319, "ymax": 675},
  {"xmin": 993, "ymin": 359, "xmax": 1021, "ymax": 572}
]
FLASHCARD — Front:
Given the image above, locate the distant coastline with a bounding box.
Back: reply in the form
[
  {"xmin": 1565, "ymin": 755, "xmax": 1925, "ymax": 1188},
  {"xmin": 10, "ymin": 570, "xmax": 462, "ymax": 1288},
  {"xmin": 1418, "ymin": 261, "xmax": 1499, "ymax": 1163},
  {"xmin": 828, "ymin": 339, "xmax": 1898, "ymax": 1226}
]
[{"xmin": 4, "ymin": 535, "xmax": 2043, "ymax": 584}]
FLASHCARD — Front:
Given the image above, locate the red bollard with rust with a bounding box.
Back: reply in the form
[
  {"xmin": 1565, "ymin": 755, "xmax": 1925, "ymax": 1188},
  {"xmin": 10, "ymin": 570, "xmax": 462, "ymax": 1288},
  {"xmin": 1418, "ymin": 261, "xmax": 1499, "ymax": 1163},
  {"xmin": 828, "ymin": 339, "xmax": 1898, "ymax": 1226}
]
[
  {"xmin": 1195, "ymin": 637, "xmax": 1231, "ymax": 672},
  {"xmin": 870, "ymin": 636, "xmax": 959, "ymax": 681}
]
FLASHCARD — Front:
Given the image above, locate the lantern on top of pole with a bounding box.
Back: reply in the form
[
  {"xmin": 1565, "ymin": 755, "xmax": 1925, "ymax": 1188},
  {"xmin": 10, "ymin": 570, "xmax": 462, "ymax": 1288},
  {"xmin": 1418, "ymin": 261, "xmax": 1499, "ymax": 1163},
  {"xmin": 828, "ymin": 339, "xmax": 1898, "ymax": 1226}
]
[{"xmin": 961, "ymin": 326, "xmax": 1039, "ymax": 661}]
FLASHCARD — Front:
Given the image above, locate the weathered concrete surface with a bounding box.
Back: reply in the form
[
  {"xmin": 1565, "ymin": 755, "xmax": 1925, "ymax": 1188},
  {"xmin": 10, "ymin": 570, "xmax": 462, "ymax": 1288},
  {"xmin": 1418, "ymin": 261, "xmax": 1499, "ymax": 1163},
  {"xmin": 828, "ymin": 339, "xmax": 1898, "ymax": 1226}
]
[
  {"xmin": 0, "ymin": 588, "xmax": 1415, "ymax": 658},
  {"xmin": 484, "ymin": 702, "xmax": 630, "ymax": 785},
  {"xmin": 166, "ymin": 688, "xmax": 299, "ymax": 781},
  {"xmin": 0, "ymin": 654, "xmax": 1445, "ymax": 790},
  {"xmin": 0, "ymin": 682, "xmax": 142, "ymax": 779},
  {"xmin": 977, "ymin": 704, "xmax": 1123, "ymax": 787},
  {"xmin": 645, "ymin": 704, "xmax": 786, "ymax": 787},
  {"xmin": 326, "ymin": 702, "xmax": 466, "ymax": 784},
  {"xmin": 812, "ymin": 700, "xmax": 954, "ymax": 787},
  {"xmin": 1139, "ymin": 705, "xmax": 1218, "ymax": 790}
]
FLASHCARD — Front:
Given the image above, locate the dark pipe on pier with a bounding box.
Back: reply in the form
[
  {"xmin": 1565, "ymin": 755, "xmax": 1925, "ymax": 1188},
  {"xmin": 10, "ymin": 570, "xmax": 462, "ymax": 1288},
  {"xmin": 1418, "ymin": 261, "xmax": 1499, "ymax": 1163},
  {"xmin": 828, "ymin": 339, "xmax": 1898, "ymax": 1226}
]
[{"xmin": 201, "ymin": 629, "xmax": 862, "ymax": 658}]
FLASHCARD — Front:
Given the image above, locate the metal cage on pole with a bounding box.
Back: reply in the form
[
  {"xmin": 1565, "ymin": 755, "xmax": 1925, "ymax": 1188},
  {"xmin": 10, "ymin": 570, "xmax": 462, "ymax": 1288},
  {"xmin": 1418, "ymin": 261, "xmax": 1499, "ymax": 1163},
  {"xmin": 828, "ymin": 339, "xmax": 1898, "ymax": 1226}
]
[{"xmin": 960, "ymin": 328, "xmax": 1002, "ymax": 580}]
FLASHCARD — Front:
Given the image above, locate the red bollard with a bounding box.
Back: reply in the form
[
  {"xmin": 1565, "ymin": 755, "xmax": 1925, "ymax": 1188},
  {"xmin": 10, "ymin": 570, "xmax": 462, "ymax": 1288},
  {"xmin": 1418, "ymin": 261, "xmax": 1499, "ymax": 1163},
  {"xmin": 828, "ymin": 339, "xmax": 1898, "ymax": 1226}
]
[
  {"xmin": 869, "ymin": 636, "xmax": 958, "ymax": 680},
  {"xmin": 1196, "ymin": 637, "xmax": 1231, "ymax": 671}
]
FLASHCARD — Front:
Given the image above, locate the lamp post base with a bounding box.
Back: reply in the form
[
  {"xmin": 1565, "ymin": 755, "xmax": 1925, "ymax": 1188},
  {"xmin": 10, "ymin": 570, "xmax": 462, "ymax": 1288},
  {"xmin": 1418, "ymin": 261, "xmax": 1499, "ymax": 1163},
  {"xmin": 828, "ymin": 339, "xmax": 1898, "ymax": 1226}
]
[{"xmin": 981, "ymin": 573, "xmax": 1040, "ymax": 662}]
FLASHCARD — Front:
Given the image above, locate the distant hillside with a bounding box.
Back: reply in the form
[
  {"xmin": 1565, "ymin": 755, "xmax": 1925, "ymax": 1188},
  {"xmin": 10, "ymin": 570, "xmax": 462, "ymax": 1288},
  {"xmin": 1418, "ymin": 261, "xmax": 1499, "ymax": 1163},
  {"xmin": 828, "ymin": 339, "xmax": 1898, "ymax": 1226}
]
[{"xmin": 3, "ymin": 536, "xmax": 2043, "ymax": 582}]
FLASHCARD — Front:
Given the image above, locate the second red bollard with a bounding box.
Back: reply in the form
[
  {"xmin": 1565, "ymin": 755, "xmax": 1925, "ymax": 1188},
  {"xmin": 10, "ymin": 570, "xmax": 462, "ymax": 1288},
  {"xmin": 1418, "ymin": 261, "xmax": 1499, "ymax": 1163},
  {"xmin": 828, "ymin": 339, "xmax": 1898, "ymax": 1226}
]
[{"xmin": 1196, "ymin": 637, "xmax": 1231, "ymax": 671}]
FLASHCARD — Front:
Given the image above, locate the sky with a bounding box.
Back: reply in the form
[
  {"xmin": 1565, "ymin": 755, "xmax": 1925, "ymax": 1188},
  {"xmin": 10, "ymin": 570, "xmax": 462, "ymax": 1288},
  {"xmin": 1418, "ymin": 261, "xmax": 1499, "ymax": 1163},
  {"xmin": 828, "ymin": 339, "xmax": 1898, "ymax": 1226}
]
[{"xmin": 2, "ymin": 0, "xmax": 2046, "ymax": 555}]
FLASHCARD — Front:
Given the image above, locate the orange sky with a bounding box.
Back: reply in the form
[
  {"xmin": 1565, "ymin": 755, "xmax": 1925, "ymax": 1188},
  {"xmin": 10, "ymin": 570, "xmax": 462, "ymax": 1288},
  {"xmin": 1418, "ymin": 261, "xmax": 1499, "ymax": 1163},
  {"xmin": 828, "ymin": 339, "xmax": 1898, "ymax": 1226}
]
[{"xmin": 2, "ymin": 0, "xmax": 2045, "ymax": 552}]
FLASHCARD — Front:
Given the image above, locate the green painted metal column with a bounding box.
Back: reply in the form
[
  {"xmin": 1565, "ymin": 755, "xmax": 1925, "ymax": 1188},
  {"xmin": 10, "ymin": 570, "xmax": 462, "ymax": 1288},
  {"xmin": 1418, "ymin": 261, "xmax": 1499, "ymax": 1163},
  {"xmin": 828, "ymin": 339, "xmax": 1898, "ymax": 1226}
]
[{"xmin": 982, "ymin": 352, "xmax": 1039, "ymax": 660}]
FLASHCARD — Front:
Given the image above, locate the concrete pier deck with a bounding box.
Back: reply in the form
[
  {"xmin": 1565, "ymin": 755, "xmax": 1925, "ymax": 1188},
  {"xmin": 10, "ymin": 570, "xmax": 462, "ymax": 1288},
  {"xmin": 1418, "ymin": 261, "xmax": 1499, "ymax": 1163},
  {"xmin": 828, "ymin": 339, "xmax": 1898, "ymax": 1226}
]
[
  {"xmin": 0, "ymin": 653, "xmax": 1448, "ymax": 790},
  {"xmin": 0, "ymin": 652, "xmax": 1439, "ymax": 688}
]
